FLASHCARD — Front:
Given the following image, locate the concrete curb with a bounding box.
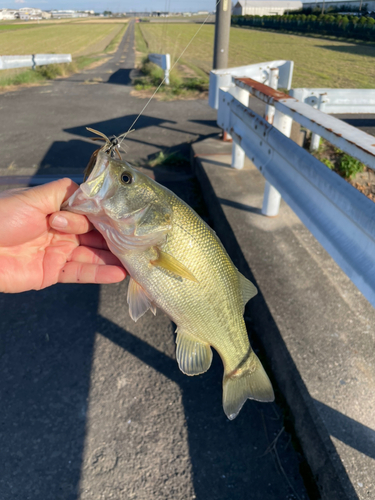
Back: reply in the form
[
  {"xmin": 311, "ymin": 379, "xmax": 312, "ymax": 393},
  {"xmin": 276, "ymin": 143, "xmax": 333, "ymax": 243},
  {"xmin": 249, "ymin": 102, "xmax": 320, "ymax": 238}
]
[{"xmin": 191, "ymin": 138, "xmax": 362, "ymax": 500}]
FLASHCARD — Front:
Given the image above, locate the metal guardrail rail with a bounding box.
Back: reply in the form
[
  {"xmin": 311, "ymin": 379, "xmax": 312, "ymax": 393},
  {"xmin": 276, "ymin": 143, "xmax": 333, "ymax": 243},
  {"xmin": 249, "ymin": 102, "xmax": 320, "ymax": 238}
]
[
  {"xmin": 0, "ymin": 54, "xmax": 72, "ymax": 71},
  {"xmin": 217, "ymin": 79, "xmax": 375, "ymax": 308},
  {"xmin": 209, "ymin": 60, "xmax": 294, "ymax": 110},
  {"xmin": 289, "ymin": 88, "xmax": 375, "ymax": 151},
  {"xmin": 148, "ymin": 53, "xmax": 170, "ymax": 85},
  {"xmin": 233, "ymin": 78, "xmax": 375, "ymax": 169},
  {"xmin": 289, "ymin": 88, "xmax": 375, "ymax": 114}
]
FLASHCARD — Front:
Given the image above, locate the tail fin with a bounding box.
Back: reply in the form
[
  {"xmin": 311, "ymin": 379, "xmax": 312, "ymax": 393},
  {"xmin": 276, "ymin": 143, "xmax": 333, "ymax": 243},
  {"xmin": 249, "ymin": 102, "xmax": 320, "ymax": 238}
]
[{"xmin": 223, "ymin": 352, "xmax": 274, "ymax": 420}]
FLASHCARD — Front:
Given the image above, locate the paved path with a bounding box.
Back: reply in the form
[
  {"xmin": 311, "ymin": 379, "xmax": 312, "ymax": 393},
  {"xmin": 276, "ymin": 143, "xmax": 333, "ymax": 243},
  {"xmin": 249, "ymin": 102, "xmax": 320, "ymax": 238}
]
[{"xmin": 0, "ymin": 22, "xmax": 311, "ymax": 500}]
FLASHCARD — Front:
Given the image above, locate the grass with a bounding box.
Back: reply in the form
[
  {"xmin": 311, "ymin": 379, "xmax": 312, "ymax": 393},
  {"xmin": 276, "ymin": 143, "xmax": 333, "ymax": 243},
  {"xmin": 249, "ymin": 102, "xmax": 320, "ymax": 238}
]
[
  {"xmin": 0, "ymin": 56, "xmax": 100, "ymax": 89},
  {"xmin": 104, "ymin": 23, "xmax": 127, "ymax": 53},
  {"xmin": 148, "ymin": 150, "xmax": 189, "ymax": 168},
  {"xmin": 134, "ymin": 25, "xmax": 209, "ymax": 98},
  {"xmin": 312, "ymin": 139, "xmax": 365, "ymax": 179},
  {"xmin": 0, "ymin": 21, "xmax": 127, "ymax": 90},
  {"xmin": 138, "ymin": 23, "xmax": 375, "ymax": 88},
  {"xmin": 0, "ymin": 23, "xmax": 123, "ymax": 56}
]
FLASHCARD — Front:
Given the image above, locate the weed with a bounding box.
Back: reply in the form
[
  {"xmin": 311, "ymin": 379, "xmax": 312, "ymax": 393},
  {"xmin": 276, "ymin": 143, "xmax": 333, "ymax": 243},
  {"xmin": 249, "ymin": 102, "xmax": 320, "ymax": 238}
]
[
  {"xmin": 133, "ymin": 56, "xmax": 208, "ymax": 99},
  {"xmin": 338, "ymin": 154, "xmax": 364, "ymax": 179},
  {"xmin": 148, "ymin": 151, "xmax": 188, "ymax": 168},
  {"xmin": 312, "ymin": 139, "xmax": 365, "ymax": 180},
  {"xmin": 321, "ymin": 158, "xmax": 335, "ymax": 170}
]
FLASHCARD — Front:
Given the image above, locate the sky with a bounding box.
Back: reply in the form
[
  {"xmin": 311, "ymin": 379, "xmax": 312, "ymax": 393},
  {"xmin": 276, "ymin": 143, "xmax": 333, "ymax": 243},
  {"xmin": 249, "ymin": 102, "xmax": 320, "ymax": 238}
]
[{"xmin": 0, "ymin": 0, "xmax": 306, "ymax": 13}]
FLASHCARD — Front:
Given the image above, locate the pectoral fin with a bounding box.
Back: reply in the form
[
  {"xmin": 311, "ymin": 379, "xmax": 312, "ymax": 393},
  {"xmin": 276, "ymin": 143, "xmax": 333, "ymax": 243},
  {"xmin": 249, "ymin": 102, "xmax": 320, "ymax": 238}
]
[
  {"xmin": 151, "ymin": 250, "xmax": 198, "ymax": 283},
  {"xmin": 127, "ymin": 278, "xmax": 156, "ymax": 322},
  {"xmin": 176, "ymin": 330, "xmax": 212, "ymax": 376}
]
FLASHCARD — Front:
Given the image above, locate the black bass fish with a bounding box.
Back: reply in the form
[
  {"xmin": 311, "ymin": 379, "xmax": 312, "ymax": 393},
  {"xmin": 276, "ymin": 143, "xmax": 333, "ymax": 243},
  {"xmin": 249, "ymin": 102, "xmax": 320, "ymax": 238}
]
[{"xmin": 63, "ymin": 145, "xmax": 274, "ymax": 419}]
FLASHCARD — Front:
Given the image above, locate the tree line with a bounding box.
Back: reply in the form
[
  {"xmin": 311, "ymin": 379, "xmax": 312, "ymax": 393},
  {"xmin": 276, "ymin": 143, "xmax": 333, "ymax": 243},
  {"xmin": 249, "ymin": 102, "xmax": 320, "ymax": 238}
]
[{"xmin": 232, "ymin": 13, "xmax": 375, "ymax": 41}]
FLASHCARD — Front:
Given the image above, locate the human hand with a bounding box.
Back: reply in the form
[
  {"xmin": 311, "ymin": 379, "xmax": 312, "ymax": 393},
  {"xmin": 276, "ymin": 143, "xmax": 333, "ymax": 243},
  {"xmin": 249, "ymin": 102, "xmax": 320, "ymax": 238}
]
[{"xmin": 0, "ymin": 178, "xmax": 127, "ymax": 293}]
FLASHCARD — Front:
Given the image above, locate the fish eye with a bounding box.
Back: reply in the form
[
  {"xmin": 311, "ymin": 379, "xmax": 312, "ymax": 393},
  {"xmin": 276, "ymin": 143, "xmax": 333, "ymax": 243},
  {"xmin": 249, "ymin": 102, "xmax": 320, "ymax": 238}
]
[{"xmin": 120, "ymin": 171, "xmax": 133, "ymax": 185}]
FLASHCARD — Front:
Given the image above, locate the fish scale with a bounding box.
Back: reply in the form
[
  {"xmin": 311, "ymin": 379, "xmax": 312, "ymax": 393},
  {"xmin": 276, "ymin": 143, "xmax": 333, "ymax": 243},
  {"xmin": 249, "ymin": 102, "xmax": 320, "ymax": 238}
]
[{"xmin": 64, "ymin": 148, "xmax": 274, "ymax": 420}]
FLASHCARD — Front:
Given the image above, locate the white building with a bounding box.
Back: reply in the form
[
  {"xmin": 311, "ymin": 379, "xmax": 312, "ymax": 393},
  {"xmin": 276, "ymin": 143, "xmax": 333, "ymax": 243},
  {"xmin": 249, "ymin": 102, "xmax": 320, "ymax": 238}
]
[
  {"xmin": 0, "ymin": 9, "xmax": 18, "ymax": 20},
  {"xmin": 50, "ymin": 10, "xmax": 89, "ymax": 18},
  {"xmin": 233, "ymin": 1, "xmax": 303, "ymax": 16},
  {"xmin": 18, "ymin": 7, "xmax": 43, "ymax": 20}
]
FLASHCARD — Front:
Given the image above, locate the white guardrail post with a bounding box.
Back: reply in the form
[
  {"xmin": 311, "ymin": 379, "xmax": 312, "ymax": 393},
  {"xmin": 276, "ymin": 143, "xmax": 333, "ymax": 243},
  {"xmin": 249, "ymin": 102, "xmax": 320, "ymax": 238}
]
[
  {"xmin": 310, "ymin": 93, "xmax": 327, "ymax": 152},
  {"xmin": 149, "ymin": 53, "xmax": 171, "ymax": 85},
  {"xmin": 217, "ymin": 78, "xmax": 375, "ymax": 306},
  {"xmin": 209, "ymin": 60, "xmax": 294, "ymax": 110},
  {"xmin": 0, "ymin": 54, "xmax": 72, "ymax": 70},
  {"xmin": 262, "ymin": 107, "xmax": 293, "ymax": 216},
  {"xmin": 262, "ymin": 67, "xmax": 283, "ymax": 216}
]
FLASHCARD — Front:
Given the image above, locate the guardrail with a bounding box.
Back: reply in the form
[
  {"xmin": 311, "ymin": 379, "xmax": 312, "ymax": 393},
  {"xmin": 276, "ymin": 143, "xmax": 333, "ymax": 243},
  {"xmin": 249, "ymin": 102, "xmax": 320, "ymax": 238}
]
[
  {"xmin": 290, "ymin": 88, "xmax": 375, "ymax": 151},
  {"xmin": 0, "ymin": 54, "xmax": 72, "ymax": 71},
  {"xmin": 217, "ymin": 79, "xmax": 375, "ymax": 308},
  {"xmin": 148, "ymin": 53, "xmax": 170, "ymax": 85},
  {"xmin": 209, "ymin": 60, "xmax": 294, "ymax": 110}
]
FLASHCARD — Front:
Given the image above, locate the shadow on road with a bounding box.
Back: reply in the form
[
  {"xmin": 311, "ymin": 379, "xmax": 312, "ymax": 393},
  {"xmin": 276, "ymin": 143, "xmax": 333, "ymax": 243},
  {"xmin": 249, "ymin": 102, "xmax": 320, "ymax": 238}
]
[
  {"xmin": 107, "ymin": 69, "xmax": 133, "ymax": 86},
  {"xmin": 0, "ymin": 284, "xmax": 99, "ymax": 500}
]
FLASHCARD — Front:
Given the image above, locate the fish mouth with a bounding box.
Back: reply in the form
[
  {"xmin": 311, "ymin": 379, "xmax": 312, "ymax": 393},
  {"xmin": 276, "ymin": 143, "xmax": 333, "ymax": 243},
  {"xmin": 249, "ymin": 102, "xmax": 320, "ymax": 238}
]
[{"xmin": 62, "ymin": 187, "xmax": 103, "ymax": 216}]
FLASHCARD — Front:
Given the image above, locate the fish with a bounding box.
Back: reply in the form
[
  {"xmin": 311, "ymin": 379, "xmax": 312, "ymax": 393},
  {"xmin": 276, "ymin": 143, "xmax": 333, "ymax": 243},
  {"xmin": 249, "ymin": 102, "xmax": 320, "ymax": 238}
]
[{"xmin": 63, "ymin": 142, "xmax": 274, "ymax": 420}]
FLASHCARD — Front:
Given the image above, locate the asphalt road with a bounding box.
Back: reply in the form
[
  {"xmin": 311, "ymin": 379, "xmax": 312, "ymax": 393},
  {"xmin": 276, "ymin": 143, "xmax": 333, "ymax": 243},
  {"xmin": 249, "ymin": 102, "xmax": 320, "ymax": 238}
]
[{"xmin": 0, "ymin": 21, "xmax": 312, "ymax": 500}]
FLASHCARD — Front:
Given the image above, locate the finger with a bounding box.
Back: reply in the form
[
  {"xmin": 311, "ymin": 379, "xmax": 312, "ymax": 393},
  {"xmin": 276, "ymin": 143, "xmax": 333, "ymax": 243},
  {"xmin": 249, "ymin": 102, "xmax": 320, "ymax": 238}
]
[
  {"xmin": 49, "ymin": 211, "xmax": 94, "ymax": 234},
  {"xmin": 23, "ymin": 178, "xmax": 80, "ymax": 214},
  {"xmin": 79, "ymin": 230, "xmax": 110, "ymax": 250},
  {"xmin": 58, "ymin": 262, "xmax": 127, "ymax": 284},
  {"xmin": 70, "ymin": 246, "xmax": 124, "ymax": 266}
]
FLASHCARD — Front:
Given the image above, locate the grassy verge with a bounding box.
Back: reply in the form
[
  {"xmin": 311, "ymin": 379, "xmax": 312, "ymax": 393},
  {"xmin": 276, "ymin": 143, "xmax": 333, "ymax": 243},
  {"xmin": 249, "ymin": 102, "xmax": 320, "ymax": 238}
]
[
  {"xmin": 0, "ymin": 56, "xmax": 100, "ymax": 90},
  {"xmin": 104, "ymin": 23, "xmax": 127, "ymax": 53},
  {"xmin": 138, "ymin": 23, "xmax": 375, "ymax": 88},
  {"xmin": 133, "ymin": 25, "xmax": 209, "ymax": 100},
  {"xmin": 311, "ymin": 138, "xmax": 375, "ymax": 202}
]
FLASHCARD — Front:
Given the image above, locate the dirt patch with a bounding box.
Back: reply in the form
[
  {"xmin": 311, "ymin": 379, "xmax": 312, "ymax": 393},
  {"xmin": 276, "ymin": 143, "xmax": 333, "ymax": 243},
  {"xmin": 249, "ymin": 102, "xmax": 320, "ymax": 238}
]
[
  {"xmin": 130, "ymin": 88, "xmax": 208, "ymax": 101},
  {"xmin": 351, "ymin": 168, "xmax": 375, "ymax": 202}
]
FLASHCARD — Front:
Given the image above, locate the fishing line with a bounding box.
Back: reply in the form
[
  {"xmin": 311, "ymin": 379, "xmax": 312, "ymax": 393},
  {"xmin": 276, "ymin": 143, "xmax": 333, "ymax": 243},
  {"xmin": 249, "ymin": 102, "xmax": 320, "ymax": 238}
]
[{"xmin": 119, "ymin": 0, "xmax": 221, "ymax": 148}]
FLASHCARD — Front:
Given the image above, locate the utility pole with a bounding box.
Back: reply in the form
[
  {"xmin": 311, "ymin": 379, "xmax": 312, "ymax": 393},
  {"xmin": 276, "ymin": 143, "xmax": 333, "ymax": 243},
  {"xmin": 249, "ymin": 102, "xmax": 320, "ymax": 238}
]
[{"xmin": 213, "ymin": 0, "xmax": 231, "ymax": 69}]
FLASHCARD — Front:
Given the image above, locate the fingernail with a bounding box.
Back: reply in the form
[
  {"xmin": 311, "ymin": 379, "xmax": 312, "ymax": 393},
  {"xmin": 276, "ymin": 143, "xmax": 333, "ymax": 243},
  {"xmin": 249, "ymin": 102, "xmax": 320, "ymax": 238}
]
[{"xmin": 51, "ymin": 215, "xmax": 68, "ymax": 229}]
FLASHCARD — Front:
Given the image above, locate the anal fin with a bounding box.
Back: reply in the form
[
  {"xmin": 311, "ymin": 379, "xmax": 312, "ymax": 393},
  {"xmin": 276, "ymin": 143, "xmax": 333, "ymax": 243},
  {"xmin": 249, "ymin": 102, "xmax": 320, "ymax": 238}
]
[
  {"xmin": 176, "ymin": 330, "xmax": 212, "ymax": 376},
  {"xmin": 127, "ymin": 278, "xmax": 156, "ymax": 322}
]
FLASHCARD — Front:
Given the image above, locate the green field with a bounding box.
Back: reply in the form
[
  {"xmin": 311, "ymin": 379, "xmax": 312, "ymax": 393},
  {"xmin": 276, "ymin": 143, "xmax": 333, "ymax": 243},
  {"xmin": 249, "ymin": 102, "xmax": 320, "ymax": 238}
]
[
  {"xmin": 0, "ymin": 21, "xmax": 128, "ymax": 90},
  {"xmin": 0, "ymin": 22, "xmax": 125, "ymax": 56},
  {"xmin": 138, "ymin": 24, "xmax": 375, "ymax": 88}
]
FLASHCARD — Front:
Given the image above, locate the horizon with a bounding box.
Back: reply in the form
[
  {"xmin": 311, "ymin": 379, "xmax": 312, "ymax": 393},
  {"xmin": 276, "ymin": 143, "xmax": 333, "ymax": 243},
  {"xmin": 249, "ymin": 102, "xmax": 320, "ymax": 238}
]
[{"xmin": 0, "ymin": 0, "xmax": 320, "ymax": 15}]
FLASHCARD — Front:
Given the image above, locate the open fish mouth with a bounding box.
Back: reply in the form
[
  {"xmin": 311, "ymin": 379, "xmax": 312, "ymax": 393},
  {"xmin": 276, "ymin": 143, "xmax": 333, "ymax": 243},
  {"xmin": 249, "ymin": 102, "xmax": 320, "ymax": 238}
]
[{"xmin": 62, "ymin": 187, "xmax": 103, "ymax": 216}]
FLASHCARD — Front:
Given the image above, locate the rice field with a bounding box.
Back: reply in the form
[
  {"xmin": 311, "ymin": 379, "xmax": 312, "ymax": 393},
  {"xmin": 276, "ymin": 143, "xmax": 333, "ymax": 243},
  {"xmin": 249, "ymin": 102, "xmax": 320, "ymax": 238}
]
[
  {"xmin": 0, "ymin": 22, "xmax": 126, "ymax": 57},
  {"xmin": 138, "ymin": 23, "xmax": 375, "ymax": 88}
]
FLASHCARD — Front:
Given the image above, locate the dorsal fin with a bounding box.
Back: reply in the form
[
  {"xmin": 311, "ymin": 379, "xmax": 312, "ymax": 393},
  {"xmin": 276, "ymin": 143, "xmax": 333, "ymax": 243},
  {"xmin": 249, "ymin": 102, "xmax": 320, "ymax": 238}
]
[{"xmin": 238, "ymin": 271, "xmax": 257, "ymax": 307}]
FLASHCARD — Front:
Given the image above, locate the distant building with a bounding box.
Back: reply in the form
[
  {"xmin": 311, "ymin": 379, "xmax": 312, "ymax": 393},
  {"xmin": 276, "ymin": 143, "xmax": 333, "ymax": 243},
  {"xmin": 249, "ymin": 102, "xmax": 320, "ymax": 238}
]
[
  {"xmin": 124, "ymin": 12, "xmax": 151, "ymax": 17},
  {"xmin": 151, "ymin": 11, "xmax": 169, "ymax": 16},
  {"xmin": 233, "ymin": 1, "xmax": 302, "ymax": 16},
  {"xmin": 302, "ymin": 0, "xmax": 375, "ymax": 11},
  {"xmin": 50, "ymin": 10, "xmax": 89, "ymax": 19},
  {"xmin": 0, "ymin": 9, "xmax": 18, "ymax": 20},
  {"xmin": 19, "ymin": 7, "xmax": 43, "ymax": 20}
]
